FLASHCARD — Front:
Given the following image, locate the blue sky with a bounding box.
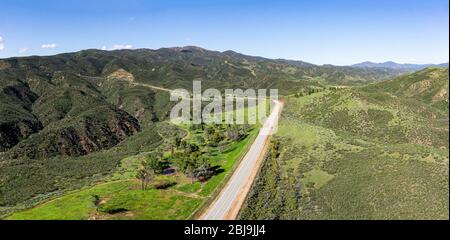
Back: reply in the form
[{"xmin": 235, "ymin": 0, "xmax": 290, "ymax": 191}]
[{"xmin": 0, "ymin": 0, "xmax": 448, "ymax": 65}]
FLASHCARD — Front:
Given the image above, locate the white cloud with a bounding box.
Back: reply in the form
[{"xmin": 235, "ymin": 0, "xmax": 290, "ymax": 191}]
[
  {"xmin": 111, "ymin": 44, "xmax": 133, "ymax": 50},
  {"xmin": 19, "ymin": 48, "xmax": 29, "ymax": 54},
  {"xmin": 41, "ymin": 43, "xmax": 57, "ymax": 49},
  {"xmin": 0, "ymin": 36, "xmax": 4, "ymax": 50},
  {"xmin": 100, "ymin": 44, "xmax": 134, "ymax": 51}
]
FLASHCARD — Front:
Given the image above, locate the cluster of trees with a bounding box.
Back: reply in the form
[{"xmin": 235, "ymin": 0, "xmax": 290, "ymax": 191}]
[
  {"xmin": 206, "ymin": 126, "xmax": 224, "ymax": 145},
  {"xmin": 173, "ymin": 151, "xmax": 213, "ymax": 182},
  {"xmin": 224, "ymin": 124, "xmax": 250, "ymax": 141},
  {"xmin": 136, "ymin": 123, "xmax": 252, "ymax": 188},
  {"xmin": 136, "ymin": 154, "xmax": 165, "ymax": 190},
  {"xmin": 175, "ymin": 140, "xmax": 200, "ymax": 154},
  {"xmin": 172, "ymin": 135, "xmax": 214, "ymax": 182},
  {"xmin": 189, "ymin": 123, "xmax": 205, "ymax": 131},
  {"xmin": 205, "ymin": 124, "xmax": 250, "ymax": 146},
  {"xmin": 138, "ymin": 139, "xmax": 213, "ymax": 187}
]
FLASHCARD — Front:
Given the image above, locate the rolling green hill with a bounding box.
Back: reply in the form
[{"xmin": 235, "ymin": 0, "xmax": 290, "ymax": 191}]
[
  {"xmin": 364, "ymin": 67, "xmax": 449, "ymax": 112},
  {"xmin": 240, "ymin": 67, "xmax": 449, "ymax": 220}
]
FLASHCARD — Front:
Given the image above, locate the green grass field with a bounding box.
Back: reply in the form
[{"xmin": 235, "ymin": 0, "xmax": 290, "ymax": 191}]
[{"xmin": 6, "ymin": 180, "xmax": 202, "ymax": 220}]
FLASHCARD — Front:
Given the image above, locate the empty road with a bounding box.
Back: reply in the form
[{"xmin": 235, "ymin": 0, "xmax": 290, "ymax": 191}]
[{"xmin": 200, "ymin": 100, "xmax": 283, "ymax": 220}]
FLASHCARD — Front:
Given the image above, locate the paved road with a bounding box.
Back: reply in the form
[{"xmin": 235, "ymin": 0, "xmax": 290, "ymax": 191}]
[
  {"xmin": 78, "ymin": 74, "xmax": 175, "ymax": 93},
  {"xmin": 200, "ymin": 100, "xmax": 283, "ymax": 220},
  {"xmin": 131, "ymin": 82, "xmax": 173, "ymax": 93}
]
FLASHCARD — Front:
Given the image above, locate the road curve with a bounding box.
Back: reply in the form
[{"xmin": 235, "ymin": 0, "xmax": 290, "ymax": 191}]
[{"xmin": 200, "ymin": 100, "xmax": 283, "ymax": 220}]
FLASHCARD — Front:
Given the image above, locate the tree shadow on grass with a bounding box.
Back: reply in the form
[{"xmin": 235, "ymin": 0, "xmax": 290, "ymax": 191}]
[
  {"xmin": 211, "ymin": 165, "xmax": 225, "ymax": 176},
  {"xmin": 154, "ymin": 181, "xmax": 177, "ymax": 190},
  {"xmin": 162, "ymin": 167, "xmax": 175, "ymax": 175}
]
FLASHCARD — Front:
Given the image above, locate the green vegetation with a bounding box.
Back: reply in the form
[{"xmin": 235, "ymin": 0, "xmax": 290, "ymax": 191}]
[
  {"xmin": 0, "ymin": 122, "xmax": 165, "ymax": 215},
  {"xmin": 1, "ymin": 47, "xmax": 446, "ymax": 220},
  {"xmin": 240, "ymin": 68, "xmax": 449, "ymax": 220},
  {"xmin": 4, "ymin": 112, "xmax": 259, "ymax": 219},
  {"xmin": 6, "ymin": 180, "xmax": 202, "ymax": 220}
]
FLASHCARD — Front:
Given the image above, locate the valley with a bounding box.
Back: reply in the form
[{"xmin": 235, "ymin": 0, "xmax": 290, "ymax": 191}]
[{"xmin": 0, "ymin": 47, "xmax": 448, "ymax": 220}]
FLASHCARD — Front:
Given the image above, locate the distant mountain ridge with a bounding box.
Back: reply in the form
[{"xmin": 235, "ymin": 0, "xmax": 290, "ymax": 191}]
[{"xmin": 351, "ymin": 61, "xmax": 449, "ymax": 71}]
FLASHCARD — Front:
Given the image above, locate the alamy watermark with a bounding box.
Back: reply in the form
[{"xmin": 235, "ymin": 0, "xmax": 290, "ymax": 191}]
[{"xmin": 169, "ymin": 81, "xmax": 279, "ymax": 135}]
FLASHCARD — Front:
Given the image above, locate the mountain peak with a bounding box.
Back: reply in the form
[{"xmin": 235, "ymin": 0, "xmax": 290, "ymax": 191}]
[{"xmin": 167, "ymin": 46, "xmax": 207, "ymax": 52}]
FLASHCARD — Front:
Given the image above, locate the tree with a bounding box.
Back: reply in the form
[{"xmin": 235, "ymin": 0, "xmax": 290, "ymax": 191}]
[
  {"xmin": 146, "ymin": 154, "xmax": 164, "ymax": 174},
  {"xmin": 136, "ymin": 167, "xmax": 153, "ymax": 191},
  {"xmin": 136, "ymin": 159, "xmax": 158, "ymax": 190},
  {"xmin": 210, "ymin": 132, "xmax": 223, "ymax": 143},
  {"xmin": 185, "ymin": 143, "xmax": 200, "ymax": 154},
  {"xmin": 205, "ymin": 126, "xmax": 214, "ymax": 136},
  {"xmin": 173, "ymin": 136, "xmax": 181, "ymax": 147},
  {"xmin": 225, "ymin": 125, "xmax": 245, "ymax": 141},
  {"xmin": 185, "ymin": 164, "xmax": 196, "ymax": 183},
  {"xmin": 270, "ymin": 140, "xmax": 281, "ymax": 160},
  {"xmin": 173, "ymin": 150, "xmax": 212, "ymax": 182},
  {"xmin": 180, "ymin": 140, "xmax": 187, "ymax": 149},
  {"xmin": 184, "ymin": 153, "xmax": 213, "ymax": 182},
  {"xmin": 171, "ymin": 143, "xmax": 175, "ymax": 156},
  {"xmin": 92, "ymin": 195, "xmax": 101, "ymax": 211},
  {"xmin": 200, "ymin": 122, "xmax": 205, "ymax": 131},
  {"xmin": 193, "ymin": 156, "xmax": 213, "ymax": 182},
  {"xmin": 171, "ymin": 137, "xmax": 181, "ymax": 156},
  {"xmin": 242, "ymin": 123, "xmax": 251, "ymax": 133}
]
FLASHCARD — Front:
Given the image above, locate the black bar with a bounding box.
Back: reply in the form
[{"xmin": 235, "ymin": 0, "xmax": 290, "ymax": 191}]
[{"xmin": 0, "ymin": 220, "xmax": 448, "ymax": 239}]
